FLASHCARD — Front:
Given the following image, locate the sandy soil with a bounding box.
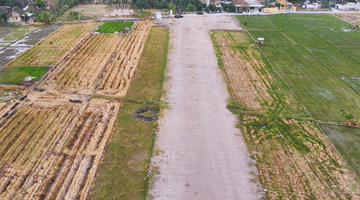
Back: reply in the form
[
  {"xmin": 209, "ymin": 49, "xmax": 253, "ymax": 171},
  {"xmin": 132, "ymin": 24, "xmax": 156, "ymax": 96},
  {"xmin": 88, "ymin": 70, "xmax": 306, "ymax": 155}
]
[{"xmin": 150, "ymin": 16, "xmax": 264, "ymax": 199}]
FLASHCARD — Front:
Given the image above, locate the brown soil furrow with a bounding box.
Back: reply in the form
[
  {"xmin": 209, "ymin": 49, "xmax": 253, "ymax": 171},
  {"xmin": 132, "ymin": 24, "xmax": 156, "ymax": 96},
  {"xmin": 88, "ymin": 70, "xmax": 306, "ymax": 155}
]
[
  {"xmin": 21, "ymin": 108, "xmax": 83, "ymax": 199},
  {"xmin": 42, "ymin": 111, "xmax": 95, "ymax": 199},
  {"xmin": 96, "ymin": 22, "xmax": 151, "ymax": 97}
]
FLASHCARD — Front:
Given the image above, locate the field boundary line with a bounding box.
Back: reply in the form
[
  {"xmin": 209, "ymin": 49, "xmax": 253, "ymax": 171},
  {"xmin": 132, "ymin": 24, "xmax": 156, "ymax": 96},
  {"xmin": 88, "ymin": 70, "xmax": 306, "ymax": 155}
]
[
  {"xmin": 289, "ymin": 16, "xmax": 360, "ymax": 99},
  {"xmin": 291, "ymin": 16, "xmax": 360, "ymax": 66},
  {"xmin": 238, "ymin": 17, "xmax": 315, "ymax": 120}
]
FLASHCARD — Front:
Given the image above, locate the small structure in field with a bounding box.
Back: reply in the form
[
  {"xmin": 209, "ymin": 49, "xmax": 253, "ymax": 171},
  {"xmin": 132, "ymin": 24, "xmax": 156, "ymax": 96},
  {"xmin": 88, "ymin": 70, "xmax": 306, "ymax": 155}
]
[
  {"xmin": 153, "ymin": 12, "xmax": 162, "ymax": 19},
  {"xmin": 257, "ymin": 38, "xmax": 264, "ymax": 45}
]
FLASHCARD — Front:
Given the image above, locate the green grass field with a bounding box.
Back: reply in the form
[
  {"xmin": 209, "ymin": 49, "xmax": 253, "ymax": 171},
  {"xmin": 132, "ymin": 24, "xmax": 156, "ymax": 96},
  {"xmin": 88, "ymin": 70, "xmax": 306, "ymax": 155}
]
[
  {"xmin": 0, "ymin": 66, "xmax": 49, "ymax": 85},
  {"xmin": 96, "ymin": 21, "xmax": 135, "ymax": 33},
  {"xmin": 319, "ymin": 123, "xmax": 360, "ymax": 178},
  {"xmin": 237, "ymin": 14, "xmax": 360, "ymax": 122}
]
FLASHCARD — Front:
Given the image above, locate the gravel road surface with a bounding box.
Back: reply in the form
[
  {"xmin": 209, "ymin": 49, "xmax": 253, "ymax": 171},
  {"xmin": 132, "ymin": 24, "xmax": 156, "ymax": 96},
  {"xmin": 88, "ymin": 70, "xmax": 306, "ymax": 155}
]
[{"xmin": 150, "ymin": 16, "xmax": 264, "ymax": 200}]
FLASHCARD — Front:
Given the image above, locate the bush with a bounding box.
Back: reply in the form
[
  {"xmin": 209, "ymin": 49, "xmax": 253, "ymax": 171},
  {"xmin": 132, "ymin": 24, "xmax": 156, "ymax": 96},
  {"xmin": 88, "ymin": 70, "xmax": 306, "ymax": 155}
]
[
  {"xmin": 222, "ymin": 4, "xmax": 235, "ymax": 12},
  {"xmin": 208, "ymin": 3, "xmax": 216, "ymax": 11},
  {"xmin": 67, "ymin": 10, "xmax": 80, "ymax": 21},
  {"xmin": 186, "ymin": 3, "xmax": 196, "ymax": 12},
  {"xmin": 34, "ymin": 11, "xmax": 51, "ymax": 24},
  {"xmin": 0, "ymin": 11, "xmax": 8, "ymax": 25}
]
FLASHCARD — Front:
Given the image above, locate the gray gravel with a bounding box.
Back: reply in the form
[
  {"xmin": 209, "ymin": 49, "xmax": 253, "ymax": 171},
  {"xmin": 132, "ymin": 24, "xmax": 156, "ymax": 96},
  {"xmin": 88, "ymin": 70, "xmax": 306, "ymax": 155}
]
[{"xmin": 150, "ymin": 15, "xmax": 264, "ymax": 200}]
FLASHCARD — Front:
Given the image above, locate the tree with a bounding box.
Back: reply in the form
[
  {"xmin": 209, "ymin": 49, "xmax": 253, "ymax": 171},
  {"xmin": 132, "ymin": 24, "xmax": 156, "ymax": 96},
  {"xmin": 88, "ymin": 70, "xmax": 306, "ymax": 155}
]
[
  {"xmin": 24, "ymin": 13, "xmax": 29, "ymax": 22},
  {"xmin": 14, "ymin": 1, "xmax": 21, "ymax": 7},
  {"xmin": 168, "ymin": 2, "xmax": 176, "ymax": 11},
  {"xmin": 35, "ymin": 0, "xmax": 46, "ymax": 9},
  {"xmin": 208, "ymin": 3, "xmax": 216, "ymax": 11},
  {"xmin": 34, "ymin": 11, "xmax": 51, "ymax": 24},
  {"xmin": 0, "ymin": 11, "xmax": 7, "ymax": 25},
  {"xmin": 186, "ymin": 3, "xmax": 195, "ymax": 12},
  {"xmin": 0, "ymin": 0, "xmax": 9, "ymax": 6},
  {"xmin": 28, "ymin": 7, "xmax": 34, "ymax": 13}
]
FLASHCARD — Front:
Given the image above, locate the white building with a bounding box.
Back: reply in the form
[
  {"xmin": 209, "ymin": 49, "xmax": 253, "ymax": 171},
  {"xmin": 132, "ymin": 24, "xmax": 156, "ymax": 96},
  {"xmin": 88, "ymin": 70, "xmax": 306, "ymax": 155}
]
[
  {"xmin": 335, "ymin": 2, "xmax": 360, "ymax": 10},
  {"xmin": 233, "ymin": 0, "xmax": 264, "ymax": 13},
  {"xmin": 153, "ymin": 12, "xmax": 162, "ymax": 19},
  {"xmin": 302, "ymin": 0, "xmax": 320, "ymax": 9}
]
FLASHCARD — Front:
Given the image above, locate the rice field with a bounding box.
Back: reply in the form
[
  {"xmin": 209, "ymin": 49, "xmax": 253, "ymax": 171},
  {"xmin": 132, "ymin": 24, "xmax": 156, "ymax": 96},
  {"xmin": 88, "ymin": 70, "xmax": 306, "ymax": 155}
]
[
  {"xmin": 237, "ymin": 14, "xmax": 360, "ymax": 122},
  {"xmin": 0, "ymin": 67, "xmax": 49, "ymax": 85},
  {"xmin": 95, "ymin": 21, "xmax": 136, "ymax": 33}
]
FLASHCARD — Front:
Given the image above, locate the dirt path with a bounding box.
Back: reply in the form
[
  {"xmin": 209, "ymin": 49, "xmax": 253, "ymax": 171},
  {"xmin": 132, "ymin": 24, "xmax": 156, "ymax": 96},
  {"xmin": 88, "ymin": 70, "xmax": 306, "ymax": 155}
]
[{"xmin": 150, "ymin": 16, "xmax": 263, "ymax": 199}]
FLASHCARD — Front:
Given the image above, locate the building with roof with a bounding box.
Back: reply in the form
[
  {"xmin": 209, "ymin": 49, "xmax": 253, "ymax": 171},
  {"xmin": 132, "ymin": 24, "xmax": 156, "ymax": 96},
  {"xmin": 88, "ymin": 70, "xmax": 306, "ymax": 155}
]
[
  {"xmin": 335, "ymin": 2, "xmax": 360, "ymax": 10},
  {"xmin": 302, "ymin": 0, "xmax": 320, "ymax": 9},
  {"xmin": 9, "ymin": 7, "xmax": 25, "ymax": 23},
  {"xmin": 232, "ymin": 0, "xmax": 264, "ymax": 13}
]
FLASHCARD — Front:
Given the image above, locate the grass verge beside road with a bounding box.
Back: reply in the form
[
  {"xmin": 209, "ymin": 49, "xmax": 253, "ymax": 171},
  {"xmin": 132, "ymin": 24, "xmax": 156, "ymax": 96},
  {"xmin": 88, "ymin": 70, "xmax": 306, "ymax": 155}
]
[{"xmin": 91, "ymin": 26, "xmax": 168, "ymax": 200}]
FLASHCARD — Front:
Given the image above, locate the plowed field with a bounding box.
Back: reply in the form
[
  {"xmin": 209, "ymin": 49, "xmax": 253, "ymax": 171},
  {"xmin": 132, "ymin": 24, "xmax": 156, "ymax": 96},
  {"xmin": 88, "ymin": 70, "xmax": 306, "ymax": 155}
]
[
  {"xmin": 0, "ymin": 90, "xmax": 120, "ymax": 199},
  {"xmin": 41, "ymin": 21, "xmax": 151, "ymax": 96}
]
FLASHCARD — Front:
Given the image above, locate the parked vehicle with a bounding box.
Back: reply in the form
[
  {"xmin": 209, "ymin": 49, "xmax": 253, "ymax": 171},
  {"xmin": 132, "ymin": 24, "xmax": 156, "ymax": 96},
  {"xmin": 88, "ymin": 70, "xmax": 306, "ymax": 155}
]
[
  {"xmin": 197, "ymin": 11, "xmax": 204, "ymax": 15},
  {"xmin": 175, "ymin": 14, "xmax": 183, "ymax": 18}
]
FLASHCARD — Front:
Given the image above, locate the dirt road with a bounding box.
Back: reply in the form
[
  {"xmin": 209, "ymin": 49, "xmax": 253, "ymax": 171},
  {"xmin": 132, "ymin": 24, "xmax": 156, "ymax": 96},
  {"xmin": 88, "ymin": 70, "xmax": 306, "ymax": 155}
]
[{"xmin": 150, "ymin": 16, "xmax": 263, "ymax": 199}]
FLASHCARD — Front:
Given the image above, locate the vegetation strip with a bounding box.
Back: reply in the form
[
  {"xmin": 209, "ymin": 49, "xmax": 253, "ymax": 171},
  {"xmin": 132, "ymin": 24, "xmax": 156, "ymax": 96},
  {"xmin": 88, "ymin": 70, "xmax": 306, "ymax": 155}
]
[
  {"xmin": 91, "ymin": 26, "xmax": 169, "ymax": 199},
  {"xmin": 211, "ymin": 30, "xmax": 360, "ymax": 199}
]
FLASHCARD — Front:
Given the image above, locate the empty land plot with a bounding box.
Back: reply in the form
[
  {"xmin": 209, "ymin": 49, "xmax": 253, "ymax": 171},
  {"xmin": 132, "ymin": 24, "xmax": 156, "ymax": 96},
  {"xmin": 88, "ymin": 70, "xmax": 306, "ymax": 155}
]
[
  {"xmin": 319, "ymin": 123, "xmax": 360, "ymax": 178},
  {"xmin": 96, "ymin": 21, "xmax": 151, "ymax": 97},
  {"xmin": 0, "ymin": 90, "xmax": 120, "ymax": 199},
  {"xmin": 5, "ymin": 22, "xmax": 99, "ymax": 67},
  {"xmin": 212, "ymin": 31, "xmax": 360, "ymax": 199}
]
